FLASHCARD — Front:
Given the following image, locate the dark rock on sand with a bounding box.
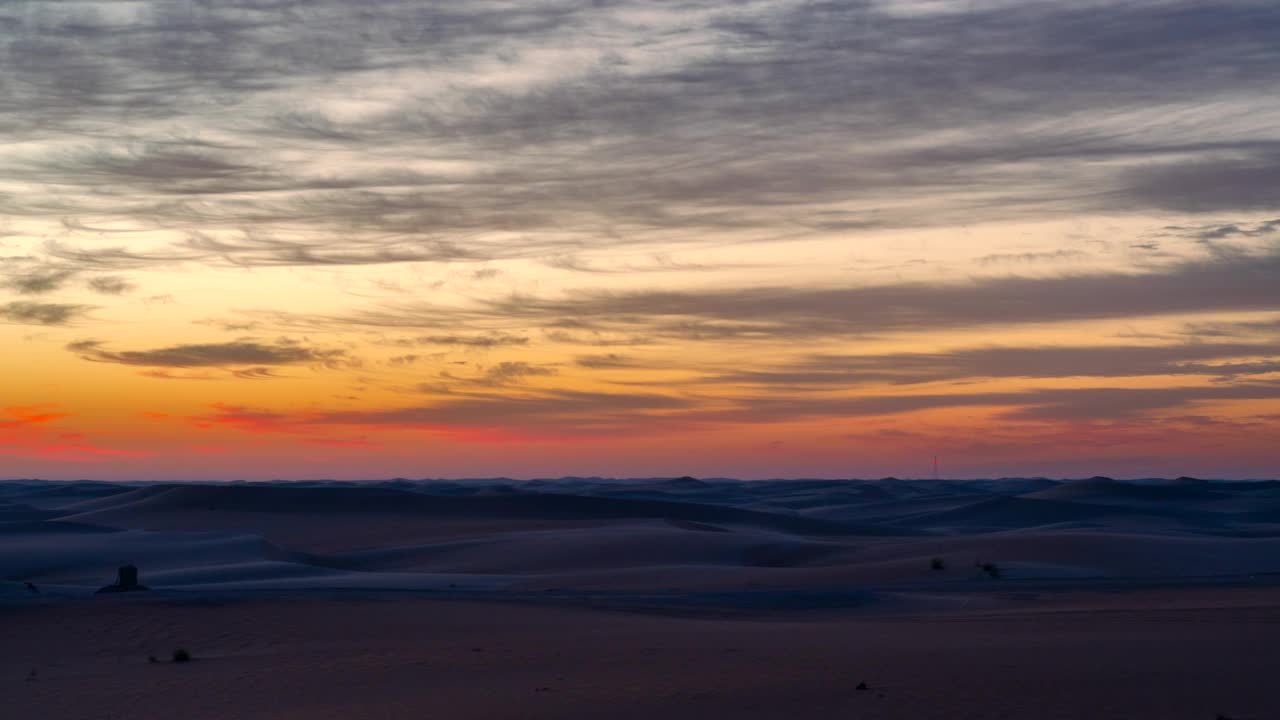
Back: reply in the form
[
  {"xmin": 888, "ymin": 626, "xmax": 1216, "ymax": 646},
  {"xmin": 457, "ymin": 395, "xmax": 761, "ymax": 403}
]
[{"xmin": 96, "ymin": 564, "xmax": 149, "ymax": 594}]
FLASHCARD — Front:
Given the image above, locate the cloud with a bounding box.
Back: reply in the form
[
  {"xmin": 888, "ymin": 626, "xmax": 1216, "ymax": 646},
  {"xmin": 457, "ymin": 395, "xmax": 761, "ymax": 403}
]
[
  {"xmin": 189, "ymin": 388, "xmax": 694, "ymax": 438},
  {"xmin": 402, "ymin": 333, "xmax": 530, "ymax": 348},
  {"xmin": 474, "ymin": 361, "xmax": 557, "ymax": 386},
  {"xmin": 317, "ymin": 388, "xmax": 692, "ymax": 434},
  {"xmin": 1001, "ymin": 384, "xmax": 1280, "ymax": 421},
  {"xmin": 469, "ymin": 250, "xmax": 1280, "ymax": 340},
  {"xmin": 703, "ymin": 342, "xmax": 1280, "ymax": 387},
  {"xmin": 975, "ymin": 249, "xmax": 1088, "ymax": 266},
  {"xmin": 544, "ymin": 253, "xmax": 728, "ymax": 274},
  {"xmin": 240, "ymin": 249, "xmax": 1280, "ymax": 347},
  {"xmin": 3, "ymin": 0, "xmax": 1280, "ymax": 282},
  {"xmin": 178, "ymin": 231, "xmax": 477, "ymax": 268},
  {"xmin": 0, "ymin": 301, "xmax": 91, "ymax": 326},
  {"xmin": 67, "ymin": 339, "xmax": 347, "ymax": 369},
  {"xmin": 1166, "ymin": 218, "xmax": 1280, "ymax": 242},
  {"xmin": 687, "ymin": 381, "xmax": 1280, "ymax": 425},
  {"xmin": 138, "ymin": 369, "xmax": 220, "ymax": 381},
  {"xmin": 575, "ymin": 353, "xmax": 639, "ymax": 369},
  {"xmin": 172, "ymin": 375, "xmax": 1280, "ymax": 442},
  {"xmin": 1179, "ymin": 315, "xmax": 1280, "ymax": 340},
  {"xmin": 40, "ymin": 240, "xmax": 204, "ymax": 271},
  {"xmin": 86, "ymin": 276, "xmax": 136, "ymax": 295},
  {"xmin": 3, "ymin": 268, "xmax": 76, "ymax": 294},
  {"xmin": 230, "ymin": 367, "xmax": 284, "ymax": 380},
  {"xmin": 1124, "ymin": 154, "xmax": 1280, "ymax": 213},
  {"xmin": 0, "ymin": 404, "xmax": 141, "ymax": 462},
  {"xmin": 543, "ymin": 329, "xmax": 654, "ymax": 347},
  {"xmin": 0, "ymin": 404, "xmax": 72, "ymax": 430},
  {"xmin": 190, "ymin": 403, "xmax": 298, "ymax": 434}
]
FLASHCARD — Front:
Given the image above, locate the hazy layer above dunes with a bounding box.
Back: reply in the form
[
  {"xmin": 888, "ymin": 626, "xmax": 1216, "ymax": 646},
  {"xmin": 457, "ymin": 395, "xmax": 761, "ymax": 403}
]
[{"xmin": 3, "ymin": 476, "xmax": 1280, "ymax": 603}]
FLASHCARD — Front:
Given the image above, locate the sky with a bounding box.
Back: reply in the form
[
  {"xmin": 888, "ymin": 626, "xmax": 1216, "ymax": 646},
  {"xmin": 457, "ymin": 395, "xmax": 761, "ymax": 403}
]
[{"xmin": 2, "ymin": 0, "xmax": 1279, "ymax": 480}]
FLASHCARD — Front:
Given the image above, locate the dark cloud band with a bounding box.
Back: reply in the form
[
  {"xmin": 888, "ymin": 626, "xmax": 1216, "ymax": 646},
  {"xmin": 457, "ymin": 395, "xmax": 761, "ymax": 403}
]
[{"xmin": 67, "ymin": 339, "xmax": 346, "ymax": 368}]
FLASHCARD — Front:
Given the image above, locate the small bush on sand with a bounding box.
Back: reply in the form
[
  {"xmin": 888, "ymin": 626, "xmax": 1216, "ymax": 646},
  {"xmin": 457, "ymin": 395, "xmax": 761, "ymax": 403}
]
[
  {"xmin": 172, "ymin": 648, "xmax": 192, "ymax": 663},
  {"xmin": 980, "ymin": 562, "xmax": 1001, "ymax": 579},
  {"xmin": 930, "ymin": 557, "xmax": 946, "ymax": 571}
]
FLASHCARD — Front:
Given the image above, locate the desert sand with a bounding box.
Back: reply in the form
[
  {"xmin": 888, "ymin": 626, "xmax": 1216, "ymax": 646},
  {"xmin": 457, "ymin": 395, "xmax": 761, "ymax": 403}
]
[{"xmin": 4, "ymin": 476, "xmax": 1279, "ymax": 719}]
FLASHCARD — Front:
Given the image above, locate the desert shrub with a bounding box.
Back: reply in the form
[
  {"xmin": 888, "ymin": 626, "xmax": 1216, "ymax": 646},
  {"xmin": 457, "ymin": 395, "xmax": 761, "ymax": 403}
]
[
  {"xmin": 980, "ymin": 562, "xmax": 1001, "ymax": 579},
  {"xmin": 172, "ymin": 648, "xmax": 192, "ymax": 663},
  {"xmin": 930, "ymin": 557, "xmax": 946, "ymax": 571}
]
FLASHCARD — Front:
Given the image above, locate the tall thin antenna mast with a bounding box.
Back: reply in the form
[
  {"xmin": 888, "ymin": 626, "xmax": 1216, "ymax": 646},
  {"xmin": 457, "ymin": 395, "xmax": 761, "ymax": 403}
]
[{"xmin": 933, "ymin": 455, "xmax": 939, "ymax": 480}]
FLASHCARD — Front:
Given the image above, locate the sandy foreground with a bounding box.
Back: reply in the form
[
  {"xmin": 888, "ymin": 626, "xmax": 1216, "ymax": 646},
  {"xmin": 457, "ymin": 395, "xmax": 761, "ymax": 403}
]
[
  {"xmin": 4, "ymin": 590, "xmax": 1279, "ymax": 720},
  {"xmin": 4, "ymin": 477, "xmax": 1280, "ymax": 718}
]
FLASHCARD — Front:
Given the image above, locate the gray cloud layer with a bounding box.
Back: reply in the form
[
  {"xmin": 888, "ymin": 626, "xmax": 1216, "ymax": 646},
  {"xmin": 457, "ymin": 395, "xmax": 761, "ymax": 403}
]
[
  {"xmin": 67, "ymin": 339, "xmax": 346, "ymax": 368},
  {"xmin": 295, "ymin": 249, "xmax": 1280, "ymax": 342},
  {"xmin": 201, "ymin": 376, "xmax": 1280, "ymax": 438},
  {"xmin": 4, "ymin": 0, "xmax": 1280, "ymax": 275},
  {"xmin": 0, "ymin": 301, "xmax": 91, "ymax": 326},
  {"xmin": 705, "ymin": 342, "xmax": 1280, "ymax": 388}
]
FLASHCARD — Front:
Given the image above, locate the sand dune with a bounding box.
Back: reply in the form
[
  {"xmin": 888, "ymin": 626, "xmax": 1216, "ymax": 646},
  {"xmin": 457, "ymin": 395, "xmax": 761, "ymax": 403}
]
[
  {"xmin": 1027, "ymin": 477, "xmax": 1232, "ymax": 506},
  {"xmin": 891, "ymin": 494, "xmax": 1221, "ymax": 532},
  {"xmin": 3, "ymin": 476, "xmax": 1279, "ymax": 597},
  {"xmin": 1, "ymin": 526, "xmax": 288, "ymax": 586},
  {"xmin": 330, "ymin": 523, "xmax": 851, "ymax": 575},
  {"xmin": 4, "ymin": 476, "xmax": 1280, "ymax": 719},
  {"xmin": 61, "ymin": 483, "xmax": 906, "ymax": 534},
  {"xmin": 1, "ymin": 481, "xmax": 135, "ymax": 509},
  {"xmin": 0, "ymin": 505, "xmax": 61, "ymax": 522}
]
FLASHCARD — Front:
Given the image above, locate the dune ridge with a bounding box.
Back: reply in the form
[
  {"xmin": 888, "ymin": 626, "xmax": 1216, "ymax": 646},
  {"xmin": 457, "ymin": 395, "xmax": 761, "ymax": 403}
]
[
  {"xmin": 2, "ymin": 476, "xmax": 1279, "ymax": 604},
  {"xmin": 5, "ymin": 476, "xmax": 1280, "ymax": 720}
]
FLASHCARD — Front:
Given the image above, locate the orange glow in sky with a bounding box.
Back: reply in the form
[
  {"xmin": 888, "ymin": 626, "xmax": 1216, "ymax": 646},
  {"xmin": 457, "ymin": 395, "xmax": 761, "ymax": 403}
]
[{"xmin": 2, "ymin": 1, "xmax": 1278, "ymax": 479}]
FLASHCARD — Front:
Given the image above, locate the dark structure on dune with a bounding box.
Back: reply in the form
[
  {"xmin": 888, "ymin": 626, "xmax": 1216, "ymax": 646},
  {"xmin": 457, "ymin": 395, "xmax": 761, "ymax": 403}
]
[{"xmin": 96, "ymin": 564, "xmax": 149, "ymax": 594}]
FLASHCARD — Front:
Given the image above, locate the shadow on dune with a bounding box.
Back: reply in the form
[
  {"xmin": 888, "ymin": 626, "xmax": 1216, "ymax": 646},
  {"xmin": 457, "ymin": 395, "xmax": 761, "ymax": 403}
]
[{"xmin": 3, "ymin": 477, "xmax": 1279, "ymax": 608}]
